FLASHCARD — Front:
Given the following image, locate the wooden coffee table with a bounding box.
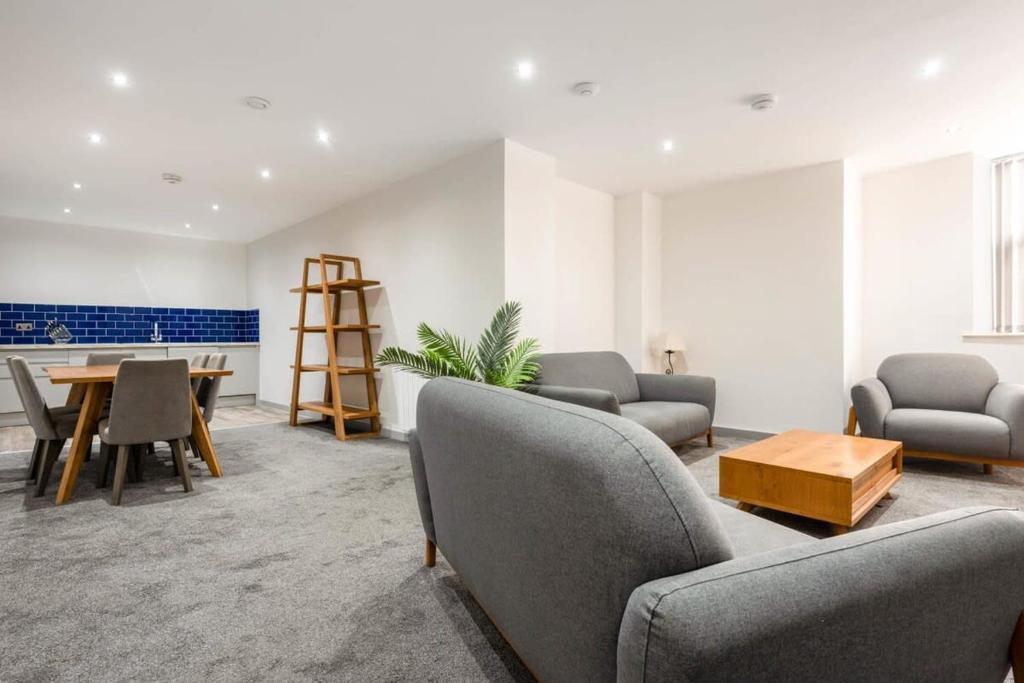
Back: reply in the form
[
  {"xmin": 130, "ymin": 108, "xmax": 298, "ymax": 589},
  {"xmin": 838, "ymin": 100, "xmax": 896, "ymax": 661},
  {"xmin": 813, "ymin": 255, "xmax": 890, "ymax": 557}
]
[{"xmin": 719, "ymin": 429, "xmax": 903, "ymax": 534}]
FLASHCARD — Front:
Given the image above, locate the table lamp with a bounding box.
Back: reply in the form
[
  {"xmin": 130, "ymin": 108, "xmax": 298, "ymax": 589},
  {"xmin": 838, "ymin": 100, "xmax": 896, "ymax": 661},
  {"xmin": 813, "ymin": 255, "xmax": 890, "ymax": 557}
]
[{"xmin": 656, "ymin": 333, "xmax": 686, "ymax": 375}]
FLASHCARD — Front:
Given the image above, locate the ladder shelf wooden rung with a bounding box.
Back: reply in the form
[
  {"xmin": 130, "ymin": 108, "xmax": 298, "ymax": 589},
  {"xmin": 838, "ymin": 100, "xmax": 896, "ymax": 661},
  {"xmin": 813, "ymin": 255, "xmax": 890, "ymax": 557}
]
[
  {"xmin": 289, "ymin": 324, "xmax": 381, "ymax": 332},
  {"xmin": 288, "ymin": 253, "xmax": 382, "ymax": 441}
]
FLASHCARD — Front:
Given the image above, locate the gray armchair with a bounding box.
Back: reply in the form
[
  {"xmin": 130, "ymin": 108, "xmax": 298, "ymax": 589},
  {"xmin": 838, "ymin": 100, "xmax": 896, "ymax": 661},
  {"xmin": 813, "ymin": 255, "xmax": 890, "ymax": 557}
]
[
  {"xmin": 529, "ymin": 351, "xmax": 716, "ymax": 447},
  {"xmin": 411, "ymin": 378, "xmax": 1024, "ymax": 682},
  {"xmin": 850, "ymin": 353, "xmax": 1024, "ymax": 473}
]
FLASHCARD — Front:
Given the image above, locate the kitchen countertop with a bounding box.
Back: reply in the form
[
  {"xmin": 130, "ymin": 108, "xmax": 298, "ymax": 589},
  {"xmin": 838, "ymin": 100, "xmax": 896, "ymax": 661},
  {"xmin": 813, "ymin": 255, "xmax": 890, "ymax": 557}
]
[{"xmin": 0, "ymin": 342, "xmax": 259, "ymax": 351}]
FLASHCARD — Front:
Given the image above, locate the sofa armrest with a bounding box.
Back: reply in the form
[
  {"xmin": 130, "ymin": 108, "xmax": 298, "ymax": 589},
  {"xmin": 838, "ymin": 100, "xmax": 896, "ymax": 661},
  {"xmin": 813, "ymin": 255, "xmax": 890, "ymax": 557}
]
[
  {"xmin": 850, "ymin": 377, "xmax": 892, "ymax": 438},
  {"xmin": 408, "ymin": 430, "xmax": 435, "ymax": 543},
  {"xmin": 618, "ymin": 506, "xmax": 1024, "ymax": 683},
  {"xmin": 523, "ymin": 384, "xmax": 621, "ymax": 415},
  {"xmin": 636, "ymin": 373, "xmax": 716, "ymax": 422},
  {"xmin": 987, "ymin": 382, "xmax": 1024, "ymax": 459}
]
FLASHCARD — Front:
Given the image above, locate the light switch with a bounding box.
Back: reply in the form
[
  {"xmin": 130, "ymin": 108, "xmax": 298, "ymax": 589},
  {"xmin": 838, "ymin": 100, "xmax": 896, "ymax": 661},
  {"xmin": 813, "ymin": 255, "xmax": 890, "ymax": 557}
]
[{"xmin": 15, "ymin": 322, "xmax": 34, "ymax": 332}]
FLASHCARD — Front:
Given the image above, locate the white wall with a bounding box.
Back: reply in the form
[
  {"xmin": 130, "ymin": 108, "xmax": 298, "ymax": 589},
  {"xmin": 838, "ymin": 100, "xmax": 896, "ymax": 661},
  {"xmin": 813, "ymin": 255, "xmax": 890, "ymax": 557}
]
[
  {"xmin": 860, "ymin": 153, "xmax": 1024, "ymax": 383},
  {"xmin": 554, "ymin": 178, "xmax": 615, "ymax": 351},
  {"xmin": 0, "ymin": 216, "xmax": 247, "ymax": 308},
  {"xmin": 504, "ymin": 141, "xmax": 558, "ymax": 348},
  {"xmin": 247, "ymin": 142, "xmax": 506, "ymax": 434},
  {"xmin": 614, "ymin": 192, "xmax": 662, "ymax": 372},
  {"xmin": 661, "ymin": 162, "xmax": 847, "ymax": 433}
]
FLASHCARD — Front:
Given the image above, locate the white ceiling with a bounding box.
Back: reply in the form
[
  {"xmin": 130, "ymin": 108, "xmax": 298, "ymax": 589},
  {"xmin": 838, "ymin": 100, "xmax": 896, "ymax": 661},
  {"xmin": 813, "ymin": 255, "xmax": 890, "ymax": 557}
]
[{"xmin": 2, "ymin": 0, "xmax": 1023, "ymax": 243}]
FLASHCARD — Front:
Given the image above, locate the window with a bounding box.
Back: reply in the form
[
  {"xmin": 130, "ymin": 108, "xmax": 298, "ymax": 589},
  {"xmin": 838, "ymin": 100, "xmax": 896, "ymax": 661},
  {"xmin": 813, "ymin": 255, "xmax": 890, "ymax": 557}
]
[{"xmin": 992, "ymin": 153, "xmax": 1024, "ymax": 332}]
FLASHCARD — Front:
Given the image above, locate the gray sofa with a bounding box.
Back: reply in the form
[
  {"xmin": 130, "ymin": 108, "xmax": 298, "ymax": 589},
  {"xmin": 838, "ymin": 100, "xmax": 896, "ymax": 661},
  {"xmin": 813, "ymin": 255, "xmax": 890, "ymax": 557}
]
[
  {"xmin": 850, "ymin": 353, "xmax": 1024, "ymax": 473},
  {"xmin": 410, "ymin": 377, "xmax": 1024, "ymax": 682},
  {"xmin": 528, "ymin": 351, "xmax": 715, "ymax": 447}
]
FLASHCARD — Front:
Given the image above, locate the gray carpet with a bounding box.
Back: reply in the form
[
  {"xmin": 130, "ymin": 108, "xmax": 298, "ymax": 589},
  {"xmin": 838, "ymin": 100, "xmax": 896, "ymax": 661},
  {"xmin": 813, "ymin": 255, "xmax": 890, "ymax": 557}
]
[{"xmin": 1, "ymin": 426, "xmax": 1022, "ymax": 682}]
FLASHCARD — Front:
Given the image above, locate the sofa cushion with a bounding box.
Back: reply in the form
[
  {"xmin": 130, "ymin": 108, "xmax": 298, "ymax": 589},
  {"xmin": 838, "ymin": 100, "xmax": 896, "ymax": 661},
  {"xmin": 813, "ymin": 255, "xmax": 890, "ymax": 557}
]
[
  {"xmin": 884, "ymin": 408, "xmax": 1010, "ymax": 458},
  {"xmin": 536, "ymin": 351, "xmax": 640, "ymax": 403},
  {"xmin": 620, "ymin": 401, "xmax": 710, "ymax": 446},
  {"xmin": 878, "ymin": 353, "xmax": 998, "ymax": 413},
  {"xmin": 709, "ymin": 500, "xmax": 812, "ymax": 558}
]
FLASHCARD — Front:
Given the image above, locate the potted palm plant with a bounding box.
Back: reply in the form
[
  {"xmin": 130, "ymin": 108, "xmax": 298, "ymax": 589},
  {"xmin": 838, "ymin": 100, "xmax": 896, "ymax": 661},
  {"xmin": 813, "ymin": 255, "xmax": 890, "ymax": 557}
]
[{"xmin": 375, "ymin": 301, "xmax": 541, "ymax": 388}]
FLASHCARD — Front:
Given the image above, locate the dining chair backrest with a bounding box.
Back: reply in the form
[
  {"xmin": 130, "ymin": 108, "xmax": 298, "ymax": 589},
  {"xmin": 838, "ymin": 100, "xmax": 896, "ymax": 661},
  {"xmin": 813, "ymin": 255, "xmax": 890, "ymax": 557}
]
[
  {"xmin": 196, "ymin": 353, "xmax": 227, "ymax": 422},
  {"xmin": 5, "ymin": 356, "xmax": 58, "ymax": 440},
  {"xmin": 86, "ymin": 352, "xmax": 136, "ymax": 366},
  {"xmin": 106, "ymin": 359, "xmax": 192, "ymax": 445},
  {"xmin": 190, "ymin": 353, "xmax": 211, "ymax": 393}
]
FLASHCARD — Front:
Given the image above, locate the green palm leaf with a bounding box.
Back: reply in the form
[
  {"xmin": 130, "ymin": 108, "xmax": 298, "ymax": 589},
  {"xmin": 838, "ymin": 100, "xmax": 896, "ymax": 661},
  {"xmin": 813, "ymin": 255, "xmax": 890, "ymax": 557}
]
[
  {"xmin": 493, "ymin": 337, "xmax": 542, "ymax": 388},
  {"xmin": 476, "ymin": 301, "xmax": 522, "ymax": 384},
  {"xmin": 416, "ymin": 323, "xmax": 479, "ymax": 380},
  {"xmin": 376, "ymin": 300, "xmax": 541, "ymax": 389},
  {"xmin": 375, "ymin": 347, "xmax": 453, "ymax": 380}
]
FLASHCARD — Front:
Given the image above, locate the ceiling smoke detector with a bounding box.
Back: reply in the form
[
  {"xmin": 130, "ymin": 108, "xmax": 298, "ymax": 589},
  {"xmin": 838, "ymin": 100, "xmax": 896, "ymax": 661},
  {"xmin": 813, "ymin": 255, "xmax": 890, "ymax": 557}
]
[
  {"xmin": 572, "ymin": 81, "xmax": 600, "ymax": 97},
  {"xmin": 750, "ymin": 93, "xmax": 778, "ymax": 111},
  {"xmin": 161, "ymin": 172, "xmax": 183, "ymax": 184},
  {"xmin": 243, "ymin": 96, "xmax": 272, "ymax": 111}
]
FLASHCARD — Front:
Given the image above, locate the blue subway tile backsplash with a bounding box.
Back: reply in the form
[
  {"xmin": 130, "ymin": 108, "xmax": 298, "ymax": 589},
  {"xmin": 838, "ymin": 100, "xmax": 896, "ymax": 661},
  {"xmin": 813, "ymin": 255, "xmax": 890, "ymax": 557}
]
[{"xmin": 0, "ymin": 302, "xmax": 259, "ymax": 345}]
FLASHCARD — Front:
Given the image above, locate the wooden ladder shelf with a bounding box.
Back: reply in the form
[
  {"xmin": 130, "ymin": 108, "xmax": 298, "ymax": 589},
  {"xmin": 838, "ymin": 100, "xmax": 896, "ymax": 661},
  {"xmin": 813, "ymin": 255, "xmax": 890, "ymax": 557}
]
[{"xmin": 289, "ymin": 253, "xmax": 381, "ymax": 440}]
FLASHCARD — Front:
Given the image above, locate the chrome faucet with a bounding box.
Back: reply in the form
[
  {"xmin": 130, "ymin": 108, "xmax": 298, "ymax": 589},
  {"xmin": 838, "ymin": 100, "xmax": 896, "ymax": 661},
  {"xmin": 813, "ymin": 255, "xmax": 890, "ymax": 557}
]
[{"xmin": 151, "ymin": 321, "xmax": 163, "ymax": 343}]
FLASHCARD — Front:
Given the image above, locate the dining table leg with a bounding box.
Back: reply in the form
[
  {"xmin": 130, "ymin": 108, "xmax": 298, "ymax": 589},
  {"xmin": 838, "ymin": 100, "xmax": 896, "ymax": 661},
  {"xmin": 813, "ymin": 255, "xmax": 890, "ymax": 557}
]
[
  {"xmin": 190, "ymin": 392, "xmax": 223, "ymax": 477},
  {"xmin": 55, "ymin": 382, "xmax": 109, "ymax": 505}
]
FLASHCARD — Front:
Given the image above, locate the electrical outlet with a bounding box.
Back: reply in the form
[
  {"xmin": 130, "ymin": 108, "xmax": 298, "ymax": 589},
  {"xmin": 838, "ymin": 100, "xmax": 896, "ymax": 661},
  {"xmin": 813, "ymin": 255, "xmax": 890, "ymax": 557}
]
[{"xmin": 15, "ymin": 322, "xmax": 34, "ymax": 332}]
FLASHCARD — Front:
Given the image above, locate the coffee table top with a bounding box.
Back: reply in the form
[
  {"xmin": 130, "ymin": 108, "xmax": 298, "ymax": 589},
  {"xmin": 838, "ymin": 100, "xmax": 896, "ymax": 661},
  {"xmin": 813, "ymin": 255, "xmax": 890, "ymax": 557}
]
[{"xmin": 720, "ymin": 429, "xmax": 902, "ymax": 482}]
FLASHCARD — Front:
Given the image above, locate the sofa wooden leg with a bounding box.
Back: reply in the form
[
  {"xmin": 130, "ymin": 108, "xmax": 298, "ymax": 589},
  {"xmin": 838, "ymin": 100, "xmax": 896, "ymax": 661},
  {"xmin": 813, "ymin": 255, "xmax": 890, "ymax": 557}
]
[
  {"xmin": 706, "ymin": 429, "xmax": 714, "ymax": 448},
  {"xmin": 424, "ymin": 538, "xmax": 436, "ymax": 568},
  {"xmin": 1012, "ymin": 611, "xmax": 1023, "ymax": 683},
  {"xmin": 984, "ymin": 464, "xmax": 995, "ymax": 475},
  {"xmin": 846, "ymin": 406, "xmax": 857, "ymax": 436}
]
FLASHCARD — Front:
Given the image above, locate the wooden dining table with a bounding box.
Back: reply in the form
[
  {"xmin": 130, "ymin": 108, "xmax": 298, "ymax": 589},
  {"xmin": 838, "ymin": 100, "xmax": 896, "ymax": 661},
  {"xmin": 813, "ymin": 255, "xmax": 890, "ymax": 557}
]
[{"xmin": 45, "ymin": 364, "xmax": 233, "ymax": 505}]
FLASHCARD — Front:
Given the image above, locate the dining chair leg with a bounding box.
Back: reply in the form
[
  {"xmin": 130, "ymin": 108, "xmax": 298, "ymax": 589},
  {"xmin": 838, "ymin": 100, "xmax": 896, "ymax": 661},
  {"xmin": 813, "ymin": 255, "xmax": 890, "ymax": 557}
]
[
  {"xmin": 111, "ymin": 445, "xmax": 130, "ymax": 506},
  {"xmin": 132, "ymin": 445, "xmax": 144, "ymax": 482},
  {"xmin": 170, "ymin": 441, "xmax": 180, "ymax": 476},
  {"xmin": 96, "ymin": 443, "xmax": 111, "ymax": 488},
  {"xmin": 189, "ymin": 436, "xmax": 205, "ymax": 461},
  {"xmin": 170, "ymin": 439, "xmax": 193, "ymax": 493},
  {"xmin": 147, "ymin": 443, "xmax": 155, "ymax": 455},
  {"xmin": 35, "ymin": 439, "xmax": 65, "ymax": 497},
  {"xmin": 27, "ymin": 439, "xmax": 44, "ymax": 484}
]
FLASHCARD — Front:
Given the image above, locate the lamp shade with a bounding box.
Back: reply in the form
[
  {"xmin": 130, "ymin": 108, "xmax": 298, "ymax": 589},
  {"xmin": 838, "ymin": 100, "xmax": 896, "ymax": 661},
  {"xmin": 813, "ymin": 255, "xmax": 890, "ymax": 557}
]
[{"xmin": 654, "ymin": 333, "xmax": 686, "ymax": 352}]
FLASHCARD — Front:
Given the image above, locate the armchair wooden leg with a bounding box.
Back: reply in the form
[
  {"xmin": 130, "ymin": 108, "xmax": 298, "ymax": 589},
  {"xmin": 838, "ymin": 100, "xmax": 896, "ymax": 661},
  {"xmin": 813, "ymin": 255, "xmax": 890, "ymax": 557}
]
[
  {"xmin": 983, "ymin": 464, "xmax": 995, "ymax": 475},
  {"xmin": 1012, "ymin": 611, "xmax": 1023, "ymax": 683},
  {"xmin": 424, "ymin": 538, "xmax": 436, "ymax": 567},
  {"xmin": 27, "ymin": 439, "xmax": 44, "ymax": 484},
  {"xmin": 846, "ymin": 406, "xmax": 857, "ymax": 436},
  {"xmin": 706, "ymin": 428, "xmax": 714, "ymax": 448}
]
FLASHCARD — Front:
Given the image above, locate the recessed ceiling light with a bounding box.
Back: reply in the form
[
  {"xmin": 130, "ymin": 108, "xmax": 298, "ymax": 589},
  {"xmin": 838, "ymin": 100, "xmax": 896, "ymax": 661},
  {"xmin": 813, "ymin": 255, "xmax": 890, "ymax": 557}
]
[
  {"xmin": 211, "ymin": 204, "xmax": 220, "ymax": 211},
  {"xmin": 185, "ymin": 222, "xmax": 191, "ymax": 229},
  {"xmin": 316, "ymin": 128, "xmax": 331, "ymax": 145},
  {"xmin": 63, "ymin": 208, "xmax": 71, "ymax": 214},
  {"xmin": 920, "ymin": 58, "xmax": 943, "ymax": 79},
  {"xmin": 72, "ymin": 182, "xmax": 82, "ymax": 190},
  {"xmin": 260, "ymin": 168, "xmax": 271, "ymax": 179},
  {"xmin": 87, "ymin": 132, "xmax": 104, "ymax": 145},
  {"xmin": 110, "ymin": 71, "xmax": 130, "ymax": 88},
  {"xmin": 662, "ymin": 139, "xmax": 675, "ymax": 152},
  {"xmin": 516, "ymin": 61, "xmax": 535, "ymax": 80},
  {"xmin": 945, "ymin": 124, "xmax": 962, "ymax": 134}
]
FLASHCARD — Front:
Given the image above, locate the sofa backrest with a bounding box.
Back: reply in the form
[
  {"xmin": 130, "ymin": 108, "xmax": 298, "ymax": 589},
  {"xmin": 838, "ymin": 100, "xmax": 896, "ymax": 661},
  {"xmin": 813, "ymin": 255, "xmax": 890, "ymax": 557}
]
[
  {"xmin": 535, "ymin": 351, "xmax": 640, "ymax": 403},
  {"xmin": 877, "ymin": 353, "xmax": 998, "ymax": 413},
  {"xmin": 414, "ymin": 378, "xmax": 733, "ymax": 683}
]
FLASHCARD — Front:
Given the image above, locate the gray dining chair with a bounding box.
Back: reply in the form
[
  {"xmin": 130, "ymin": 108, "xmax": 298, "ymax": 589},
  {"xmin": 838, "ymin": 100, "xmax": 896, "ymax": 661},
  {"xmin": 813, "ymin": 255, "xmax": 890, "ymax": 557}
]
[
  {"xmin": 86, "ymin": 352, "xmax": 136, "ymax": 366},
  {"xmin": 83, "ymin": 352, "xmax": 136, "ymax": 461},
  {"xmin": 190, "ymin": 353, "xmax": 211, "ymax": 394},
  {"xmin": 96, "ymin": 359, "xmax": 194, "ymax": 505},
  {"xmin": 188, "ymin": 353, "xmax": 226, "ymax": 460},
  {"xmin": 5, "ymin": 356, "xmax": 81, "ymax": 496}
]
